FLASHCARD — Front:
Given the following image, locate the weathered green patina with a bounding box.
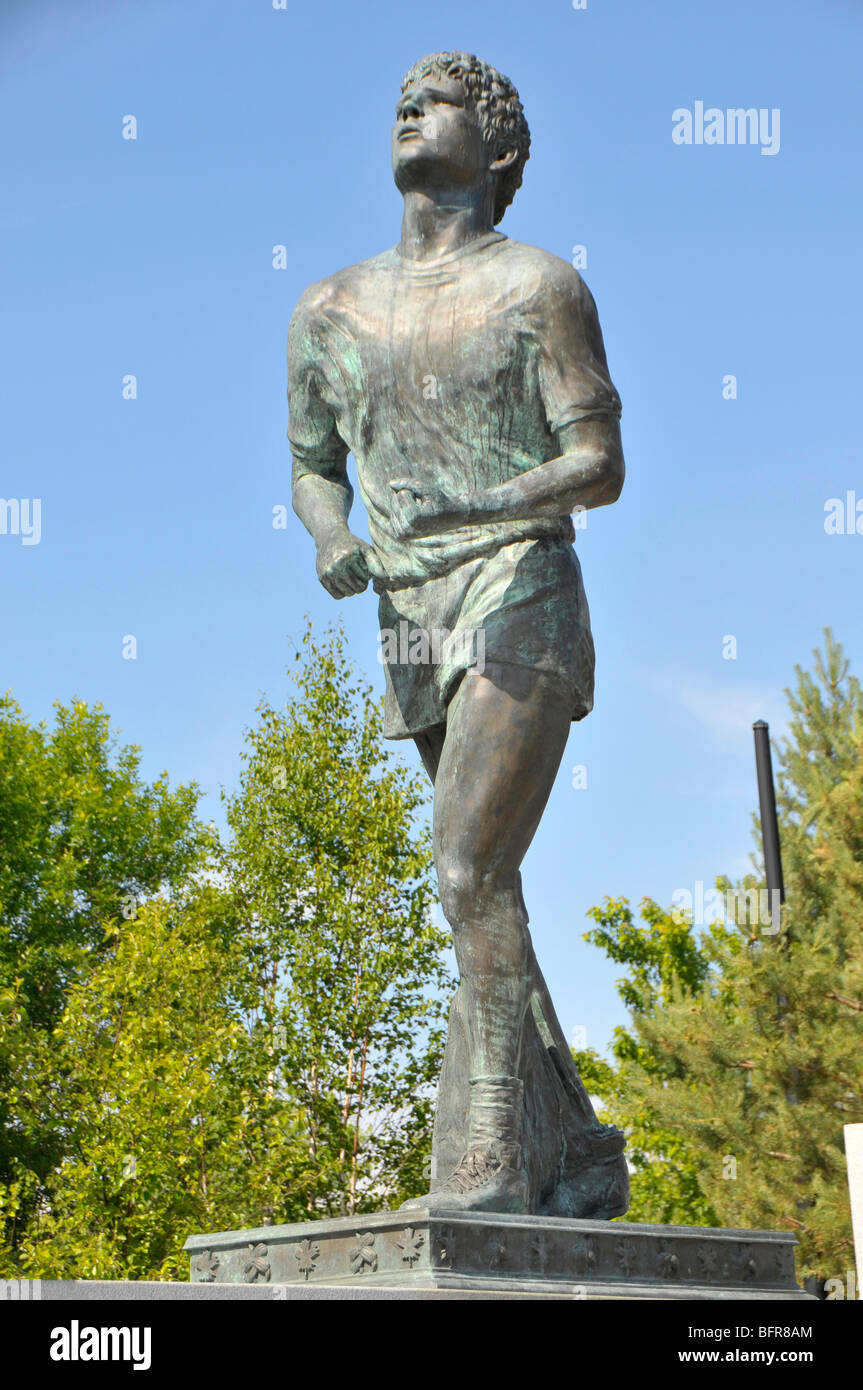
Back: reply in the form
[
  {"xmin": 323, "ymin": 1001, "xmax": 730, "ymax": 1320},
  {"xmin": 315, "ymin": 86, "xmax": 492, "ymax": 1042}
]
[{"xmin": 289, "ymin": 51, "xmax": 628, "ymax": 1216}]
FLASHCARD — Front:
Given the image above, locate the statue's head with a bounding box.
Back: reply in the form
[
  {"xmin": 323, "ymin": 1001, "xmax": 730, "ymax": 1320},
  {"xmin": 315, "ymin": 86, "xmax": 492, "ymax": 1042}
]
[{"xmin": 392, "ymin": 52, "xmax": 530, "ymax": 225}]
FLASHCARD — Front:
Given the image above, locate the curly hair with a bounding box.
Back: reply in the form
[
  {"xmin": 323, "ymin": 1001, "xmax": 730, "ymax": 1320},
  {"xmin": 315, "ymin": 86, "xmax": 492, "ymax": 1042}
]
[{"xmin": 400, "ymin": 52, "xmax": 530, "ymax": 225}]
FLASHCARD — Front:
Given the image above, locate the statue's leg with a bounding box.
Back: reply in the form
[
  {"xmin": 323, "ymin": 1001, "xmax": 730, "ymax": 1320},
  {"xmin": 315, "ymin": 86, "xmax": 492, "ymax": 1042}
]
[
  {"xmin": 407, "ymin": 669, "xmax": 629, "ymax": 1217},
  {"xmin": 433, "ymin": 661, "xmax": 571, "ymax": 1078},
  {"xmin": 402, "ymin": 661, "xmax": 572, "ymax": 1213},
  {"xmin": 415, "ymin": 685, "xmax": 591, "ymax": 1104}
]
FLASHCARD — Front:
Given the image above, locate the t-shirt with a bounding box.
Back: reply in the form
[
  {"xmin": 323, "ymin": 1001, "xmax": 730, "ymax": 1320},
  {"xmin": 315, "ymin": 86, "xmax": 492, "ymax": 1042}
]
[{"xmin": 287, "ymin": 232, "xmax": 621, "ymax": 590}]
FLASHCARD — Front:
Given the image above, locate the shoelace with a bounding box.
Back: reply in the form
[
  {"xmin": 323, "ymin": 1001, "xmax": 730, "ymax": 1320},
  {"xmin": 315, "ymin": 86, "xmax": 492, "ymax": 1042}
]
[{"xmin": 440, "ymin": 1148, "xmax": 502, "ymax": 1194}]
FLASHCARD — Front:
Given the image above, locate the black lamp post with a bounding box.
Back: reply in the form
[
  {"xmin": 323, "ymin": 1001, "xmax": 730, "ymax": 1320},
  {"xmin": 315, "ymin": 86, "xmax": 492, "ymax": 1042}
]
[{"xmin": 753, "ymin": 720, "xmax": 785, "ymax": 929}]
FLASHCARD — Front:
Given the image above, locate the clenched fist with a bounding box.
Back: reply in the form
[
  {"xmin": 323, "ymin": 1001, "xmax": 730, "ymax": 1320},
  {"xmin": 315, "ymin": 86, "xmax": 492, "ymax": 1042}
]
[{"xmin": 316, "ymin": 529, "xmax": 382, "ymax": 599}]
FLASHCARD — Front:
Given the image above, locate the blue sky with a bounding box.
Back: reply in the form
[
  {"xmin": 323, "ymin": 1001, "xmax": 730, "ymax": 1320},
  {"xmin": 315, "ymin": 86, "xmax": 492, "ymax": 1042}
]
[{"xmin": 2, "ymin": 0, "xmax": 861, "ymax": 1057}]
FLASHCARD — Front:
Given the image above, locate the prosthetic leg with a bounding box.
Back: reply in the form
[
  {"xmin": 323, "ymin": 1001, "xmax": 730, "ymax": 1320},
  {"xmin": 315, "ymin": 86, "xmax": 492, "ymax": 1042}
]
[{"xmin": 402, "ymin": 944, "xmax": 629, "ymax": 1218}]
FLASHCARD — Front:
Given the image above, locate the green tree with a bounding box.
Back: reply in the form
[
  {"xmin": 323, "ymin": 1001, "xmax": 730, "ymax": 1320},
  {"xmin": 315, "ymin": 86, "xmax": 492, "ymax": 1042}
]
[
  {"xmin": 574, "ymin": 895, "xmax": 721, "ymax": 1228},
  {"xmin": 0, "ymin": 627, "xmax": 454, "ymax": 1277},
  {"xmin": 0, "ymin": 695, "xmax": 212, "ymax": 1262},
  {"xmin": 8, "ymin": 890, "xmax": 286, "ymax": 1280},
  {"xmin": 224, "ymin": 622, "xmax": 453, "ymax": 1219},
  {"xmin": 578, "ymin": 631, "xmax": 862, "ymax": 1280},
  {"xmin": 0, "ymin": 696, "xmax": 209, "ymax": 1032}
]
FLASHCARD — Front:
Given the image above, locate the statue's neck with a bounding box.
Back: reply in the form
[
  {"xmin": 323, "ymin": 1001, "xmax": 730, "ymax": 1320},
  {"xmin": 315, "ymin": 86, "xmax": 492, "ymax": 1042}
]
[{"xmin": 399, "ymin": 187, "xmax": 496, "ymax": 262}]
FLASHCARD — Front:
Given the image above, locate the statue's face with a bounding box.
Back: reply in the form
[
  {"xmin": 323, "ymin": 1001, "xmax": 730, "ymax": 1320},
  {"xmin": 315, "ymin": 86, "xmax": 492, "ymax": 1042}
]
[{"xmin": 392, "ymin": 74, "xmax": 491, "ymax": 197}]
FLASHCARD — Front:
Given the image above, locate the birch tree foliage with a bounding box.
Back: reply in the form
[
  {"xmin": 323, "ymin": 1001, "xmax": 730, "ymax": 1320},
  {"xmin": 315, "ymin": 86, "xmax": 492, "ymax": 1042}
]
[
  {"xmin": 0, "ymin": 693, "xmax": 213, "ymax": 1271},
  {"xmin": 10, "ymin": 889, "xmax": 295, "ymax": 1281},
  {"xmin": 224, "ymin": 622, "xmax": 453, "ymax": 1217}
]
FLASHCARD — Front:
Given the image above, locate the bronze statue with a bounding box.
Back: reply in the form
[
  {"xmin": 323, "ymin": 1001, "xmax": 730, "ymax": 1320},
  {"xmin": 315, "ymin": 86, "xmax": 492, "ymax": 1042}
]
[{"xmin": 289, "ymin": 51, "xmax": 628, "ymax": 1217}]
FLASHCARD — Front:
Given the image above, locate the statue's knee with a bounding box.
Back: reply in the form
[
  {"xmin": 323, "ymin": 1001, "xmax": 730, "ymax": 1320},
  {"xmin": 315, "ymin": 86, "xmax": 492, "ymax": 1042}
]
[
  {"xmin": 437, "ymin": 862, "xmax": 481, "ymax": 926},
  {"xmin": 438, "ymin": 861, "xmax": 522, "ymax": 930}
]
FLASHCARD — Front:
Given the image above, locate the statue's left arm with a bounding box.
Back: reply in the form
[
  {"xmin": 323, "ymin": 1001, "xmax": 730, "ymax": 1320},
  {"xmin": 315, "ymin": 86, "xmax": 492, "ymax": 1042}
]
[
  {"xmin": 390, "ymin": 415, "xmax": 622, "ymax": 535},
  {"xmin": 465, "ymin": 413, "xmax": 624, "ymax": 522},
  {"xmin": 389, "ymin": 265, "xmax": 625, "ymax": 539}
]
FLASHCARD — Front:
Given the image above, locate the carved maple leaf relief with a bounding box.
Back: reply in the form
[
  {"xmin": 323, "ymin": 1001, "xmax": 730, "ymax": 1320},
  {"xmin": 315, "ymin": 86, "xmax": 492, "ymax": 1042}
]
[
  {"xmin": 294, "ymin": 1238, "xmax": 321, "ymax": 1281},
  {"xmin": 396, "ymin": 1227, "xmax": 424, "ymax": 1267},
  {"xmin": 194, "ymin": 1250, "xmax": 220, "ymax": 1283}
]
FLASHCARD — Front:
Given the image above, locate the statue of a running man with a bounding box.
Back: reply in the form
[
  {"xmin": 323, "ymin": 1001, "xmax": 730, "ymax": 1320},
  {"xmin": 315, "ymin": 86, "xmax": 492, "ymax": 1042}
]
[{"xmin": 289, "ymin": 51, "xmax": 629, "ymax": 1217}]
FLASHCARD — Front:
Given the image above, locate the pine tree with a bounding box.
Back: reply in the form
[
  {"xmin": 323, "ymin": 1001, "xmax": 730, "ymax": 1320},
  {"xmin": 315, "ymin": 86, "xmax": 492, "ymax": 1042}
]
[{"xmin": 577, "ymin": 631, "xmax": 862, "ymax": 1282}]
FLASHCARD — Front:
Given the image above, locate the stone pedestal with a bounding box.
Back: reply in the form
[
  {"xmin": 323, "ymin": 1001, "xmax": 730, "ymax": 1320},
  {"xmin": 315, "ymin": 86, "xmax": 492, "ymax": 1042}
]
[{"xmin": 185, "ymin": 1210, "xmax": 813, "ymax": 1299}]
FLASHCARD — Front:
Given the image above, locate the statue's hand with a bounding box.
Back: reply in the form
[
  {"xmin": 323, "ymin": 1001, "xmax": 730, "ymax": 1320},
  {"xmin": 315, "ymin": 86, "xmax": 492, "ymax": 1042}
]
[
  {"xmin": 389, "ymin": 479, "xmax": 471, "ymax": 538},
  {"xmin": 316, "ymin": 530, "xmax": 381, "ymax": 599}
]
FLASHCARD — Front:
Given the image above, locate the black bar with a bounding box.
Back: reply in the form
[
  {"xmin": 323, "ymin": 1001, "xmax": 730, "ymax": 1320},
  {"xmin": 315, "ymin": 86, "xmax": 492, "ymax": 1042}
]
[{"xmin": 753, "ymin": 720, "xmax": 785, "ymax": 905}]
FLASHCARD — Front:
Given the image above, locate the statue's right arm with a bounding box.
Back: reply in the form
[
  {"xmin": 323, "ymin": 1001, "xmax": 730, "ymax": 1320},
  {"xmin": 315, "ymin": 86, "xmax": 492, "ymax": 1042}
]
[
  {"xmin": 292, "ymin": 468, "xmax": 376, "ymax": 599},
  {"xmin": 292, "ymin": 467, "xmax": 354, "ymax": 547},
  {"xmin": 289, "ymin": 290, "xmax": 380, "ymax": 599}
]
